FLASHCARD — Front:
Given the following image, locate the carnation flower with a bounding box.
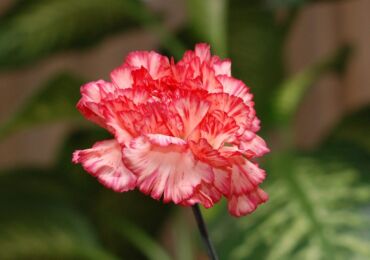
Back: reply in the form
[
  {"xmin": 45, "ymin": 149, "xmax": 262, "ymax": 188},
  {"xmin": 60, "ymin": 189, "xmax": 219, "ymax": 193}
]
[{"xmin": 73, "ymin": 43, "xmax": 269, "ymax": 217}]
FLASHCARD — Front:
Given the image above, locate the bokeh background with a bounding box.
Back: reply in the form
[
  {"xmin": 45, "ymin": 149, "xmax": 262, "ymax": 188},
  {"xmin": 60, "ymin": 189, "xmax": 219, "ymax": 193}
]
[{"xmin": 0, "ymin": 0, "xmax": 369, "ymax": 259}]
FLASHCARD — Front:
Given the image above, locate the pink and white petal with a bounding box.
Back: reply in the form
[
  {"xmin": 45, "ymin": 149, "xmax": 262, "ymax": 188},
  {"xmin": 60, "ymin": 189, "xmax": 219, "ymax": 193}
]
[
  {"xmin": 230, "ymin": 160, "xmax": 266, "ymax": 195},
  {"xmin": 239, "ymin": 134, "xmax": 270, "ymax": 157},
  {"xmin": 179, "ymin": 50, "xmax": 196, "ymax": 64},
  {"xmin": 241, "ymin": 160, "xmax": 266, "ymax": 185},
  {"xmin": 96, "ymin": 97, "xmax": 137, "ymax": 145},
  {"xmin": 217, "ymin": 75, "xmax": 253, "ymax": 103},
  {"xmin": 104, "ymin": 111, "xmax": 133, "ymax": 146},
  {"xmin": 218, "ymin": 145, "xmax": 247, "ymax": 166},
  {"xmin": 146, "ymin": 133, "xmax": 187, "ymax": 146},
  {"xmin": 169, "ymin": 94, "xmax": 210, "ymax": 138},
  {"xmin": 239, "ymin": 130, "xmax": 256, "ymax": 141},
  {"xmin": 175, "ymin": 53, "xmax": 202, "ymax": 81},
  {"xmin": 118, "ymin": 87, "xmax": 151, "ymax": 105},
  {"xmin": 207, "ymin": 93, "xmax": 250, "ymax": 132},
  {"xmin": 102, "ymin": 99, "xmax": 171, "ymax": 146},
  {"xmin": 199, "ymin": 110, "xmax": 239, "ymax": 149},
  {"xmin": 125, "ymin": 51, "xmax": 170, "ymax": 79},
  {"xmin": 80, "ymin": 80, "xmax": 116, "ymax": 103},
  {"xmin": 195, "ymin": 43, "xmax": 211, "ymax": 63},
  {"xmin": 228, "ymin": 188, "xmax": 268, "ymax": 217},
  {"xmin": 182, "ymin": 168, "xmax": 230, "ymax": 207},
  {"xmin": 163, "ymin": 111, "xmax": 185, "ymax": 138},
  {"xmin": 121, "ymin": 104, "xmax": 171, "ymax": 137},
  {"xmin": 77, "ymin": 80, "xmax": 116, "ymax": 128},
  {"xmin": 189, "ymin": 139, "xmax": 230, "ymax": 168},
  {"xmin": 251, "ymin": 117, "xmax": 261, "ymax": 132},
  {"xmin": 213, "ymin": 59, "xmax": 231, "ymax": 76},
  {"xmin": 164, "ymin": 160, "xmax": 213, "ymax": 203},
  {"xmin": 110, "ymin": 66, "xmax": 133, "ymax": 89},
  {"xmin": 213, "ymin": 168, "xmax": 231, "ymax": 195},
  {"xmin": 182, "ymin": 182, "xmax": 222, "ymax": 208},
  {"xmin": 122, "ymin": 135, "xmax": 213, "ymax": 203},
  {"xmin": 72, "ymin": 139, "xmax": 136, "ymax": 192},
  {"xmin": 201, "ymin": 64, "xmax": 223, "ymax": 93}
]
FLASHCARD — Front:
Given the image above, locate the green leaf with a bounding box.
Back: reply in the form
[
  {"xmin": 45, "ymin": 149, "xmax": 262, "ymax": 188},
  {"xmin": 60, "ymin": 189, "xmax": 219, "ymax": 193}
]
[
  {"xmin": 274, "ymin": 45, "xmax": 351, "ymax": 125},
  {"xmin": 186, "ymin": 0, "xmax": 228, "ymax": 57},
  {"xmin": 0, "ymin": 0, "xmax": 138, "ymax": 69},
  {"xmin": 0, "ymin": 73, "xmax": 83, "ymax": 140}
]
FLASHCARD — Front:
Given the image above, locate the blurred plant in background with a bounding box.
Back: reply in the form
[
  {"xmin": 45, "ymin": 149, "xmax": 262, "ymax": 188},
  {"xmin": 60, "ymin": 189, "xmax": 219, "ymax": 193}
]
[{"xmin": 0, "ymin": 0, "xmax": 369, "ymax": 259}]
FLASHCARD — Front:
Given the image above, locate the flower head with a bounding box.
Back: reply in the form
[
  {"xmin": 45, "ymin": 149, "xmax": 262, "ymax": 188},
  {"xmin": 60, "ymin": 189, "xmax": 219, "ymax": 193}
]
[{"xmin": 73, "ymin": 43, "xmax": 269, "ymax": 217}]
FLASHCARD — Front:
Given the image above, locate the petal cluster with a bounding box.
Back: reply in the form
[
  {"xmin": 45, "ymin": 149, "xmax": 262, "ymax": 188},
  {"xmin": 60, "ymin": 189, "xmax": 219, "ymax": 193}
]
[{"xmin": 73, "ymin": 43, "xmax": 269, "ymax": 217}]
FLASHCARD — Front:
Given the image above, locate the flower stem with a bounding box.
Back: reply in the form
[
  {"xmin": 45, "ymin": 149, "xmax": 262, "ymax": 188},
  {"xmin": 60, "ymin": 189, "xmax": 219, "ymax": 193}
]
[{"xmin": 192, "ymin": 204, "xmax": 219, "ymax": 260}]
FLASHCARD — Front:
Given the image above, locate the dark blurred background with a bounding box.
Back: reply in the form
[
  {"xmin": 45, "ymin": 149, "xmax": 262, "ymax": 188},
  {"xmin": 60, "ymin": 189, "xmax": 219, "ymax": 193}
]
[{"xmin": 0, "ymin": 0, "xmax": 369, "ymax": 259}]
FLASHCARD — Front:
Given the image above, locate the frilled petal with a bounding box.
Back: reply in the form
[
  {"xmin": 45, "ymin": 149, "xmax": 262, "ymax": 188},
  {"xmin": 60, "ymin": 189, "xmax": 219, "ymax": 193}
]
[
  {"xmin": 182, "ymin": 168, "xmax": 230, "ymax": 208},
  {"xmin": 207, "ymin": 93, "xmax": 251, "ymax": 134},
  {"xmin": 122, "ymin": 134, "xmax": 213, "ymax": 203},
  {"xmin": 251, "ymin": 117, "xmax": 261, "ymax": 132},
  {"xmin": 72, "ymin": 139, "xmax": 136, "ymax": 192},
  {"xmin": 195, "ymin": 43, "xmax": 211, "ymax": 63},
  {"xmin": 110, "ymin": 66, "xmax": 133, "ymax": 89},
  {"xmin": 228, "ymin": 188, "xmax": 268, "ymax": 217},
  {"xmin": 214, "ymin": 168, "xmax": 231, "ymax": 195},
  {"xmin": 79, "ymin": 80, "xmax": 116, "ymax": 103},
  {"xmin": 102, "ymin": 90, "xmax": 169, "ymax": 145},
  {"xmin": 217, "ymin": 75, "xmax": 253, "ymax": 103},
  {"xmin": 167, "ymin": 93, "xmax": 210, "ymax": 138},
  {"xmin": 182, "ymin": 182, "xmax": 222, "ymax": 208},
  {"xmin": 200, "ymin": 64, "xmax": 223, "ymax": 93},
  {"xmin": 125, "ymin": 51, "xmax": 170, "ymax": 79},
  {"xmin": 239, "ymin": 134, "xmax": 270, "ymax": 157},
  {"xmin": 177, "ymin": 44, "xmax": 229, "ymax": 84},
  {"xmin": 119, "ymin": 87, "xmax": 152, "ymax": 105},
  {"xmin": 199, "ymin": 110, "xmax": 239, "ymax": 149},
  {"xmin": 76, "ymin": 80, "xmax": 116, "ymax": 128},
  {"xmin": 213, "ymin": 58, "xmax": 231, "ymax": 76},
  {"xmin": 99, "ymin": 97, "xmax": 136, "ymax": 146},
  {"xmin": 189, "ymin": 138, "xmax": 230, "ymax": 168},
  {"xmin": 104, "ymin": 113, "xmax": 133, "ymax": 146},
  {"xmin": 173, "ymin": 53, "xmax": 201, "ymax": 82},
  {"xmin": 230, "ymin": 160, "xmax": 266, "ymax": 195},
  {"xmin": 107, "ymin": 103, "xmax": 170, "ymax": 140}
]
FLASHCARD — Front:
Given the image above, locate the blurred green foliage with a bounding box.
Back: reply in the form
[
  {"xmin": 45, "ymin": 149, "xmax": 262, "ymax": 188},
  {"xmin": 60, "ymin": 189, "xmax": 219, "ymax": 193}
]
[
  {"xmin": 228, "ymin": 2, "xmax": 285, "ymax": 126},
  {"xmin": 0, "ymin": 0, "xmax": 138, "ymax": 68},
  {"xmin": 209, "ymin": 138, "xmax": 370, "ymax": 259},
  {"xmin": 0, "ymin": 74, "xmax": 83, "ymax": 139},
  {"xmin": 274, "ymin": 45, "xmax": 351, "ymax": 125},
  {"xmin": 187, "ymin": 0, "xmax": 228, "ymax": 57},
  {"xmin": 0, "ymin": 0, "xmax": 369, "ymax": 259}
]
